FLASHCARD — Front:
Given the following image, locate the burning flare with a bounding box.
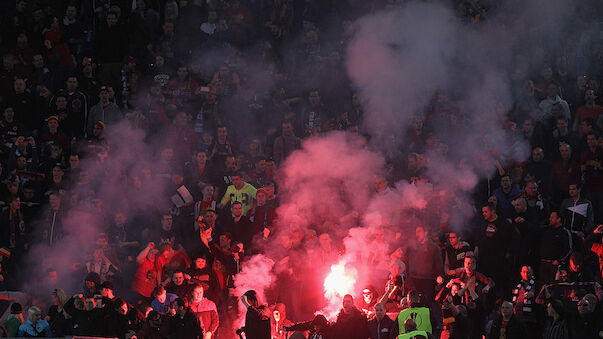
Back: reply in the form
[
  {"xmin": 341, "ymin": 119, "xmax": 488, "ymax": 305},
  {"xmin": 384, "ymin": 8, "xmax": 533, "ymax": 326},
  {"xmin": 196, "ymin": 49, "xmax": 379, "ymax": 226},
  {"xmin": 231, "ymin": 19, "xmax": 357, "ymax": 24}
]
[{"xmin": 322, "ymin": 260, "xmax": 357, "ymax": 320}]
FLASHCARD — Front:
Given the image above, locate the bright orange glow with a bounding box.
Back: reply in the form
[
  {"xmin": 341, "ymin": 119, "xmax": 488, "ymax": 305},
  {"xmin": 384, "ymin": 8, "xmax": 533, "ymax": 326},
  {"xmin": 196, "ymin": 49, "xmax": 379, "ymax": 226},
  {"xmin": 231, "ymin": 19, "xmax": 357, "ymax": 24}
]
[{"xmin": 324, "ymin": 262, "xmax": 355, "ymax": 299}]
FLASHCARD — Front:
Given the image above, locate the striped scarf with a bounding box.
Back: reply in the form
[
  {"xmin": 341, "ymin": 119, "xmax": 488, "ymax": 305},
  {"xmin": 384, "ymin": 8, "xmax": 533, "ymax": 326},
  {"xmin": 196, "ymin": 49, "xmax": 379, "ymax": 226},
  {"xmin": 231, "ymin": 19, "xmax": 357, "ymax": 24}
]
[{"xmin": 512, "ymin": 278, "xmax": 535, "ymax": 313}]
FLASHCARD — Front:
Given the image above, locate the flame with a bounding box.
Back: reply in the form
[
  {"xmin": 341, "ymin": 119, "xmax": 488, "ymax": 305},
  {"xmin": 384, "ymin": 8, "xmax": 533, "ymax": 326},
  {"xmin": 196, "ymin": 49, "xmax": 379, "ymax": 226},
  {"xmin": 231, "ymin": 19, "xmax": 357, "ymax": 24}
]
[{"xmin": 321, "ymin": 260, "xmax": 357, "ymax": 320}]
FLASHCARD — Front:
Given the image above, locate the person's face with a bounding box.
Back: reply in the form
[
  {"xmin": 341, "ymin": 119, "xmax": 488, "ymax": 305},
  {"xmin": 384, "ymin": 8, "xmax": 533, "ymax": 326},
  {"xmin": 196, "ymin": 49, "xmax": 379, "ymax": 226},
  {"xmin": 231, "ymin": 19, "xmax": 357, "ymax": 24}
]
[
  {"xmin": 16, "ymin": 157, "xmax": 26, "ymax": 169},
  {"xmin": 177, "ymin": 67, "xmax": 188, "ymax": 80},
  {"xmin": 118, "ymin": 303, "xmax": 128, "ymax": 315},
  {"xmin": 448, "ymin": 233, "xmax": 459, "ymax": 246},
  {"xmin": 549, "ymin": 212, "xmax": 560, "ymax": 226},
  {"xmin": 48, "ymin": 119, "xmax": 59, "ymax": 131},
  {"xmin": 415, "ymin": 227, "xmax": 427, "ymax": 243},
  {"xmin": 282, "ymin": 123, "xmax": 293, "ymax": 136},
  {"xmin": 172, "ymin": 272, "xmax": 184, "ymax": 285},
  {"xmin": 217, "ymin": 127, "xmax": 227, "ymax": 139},
  {"xmin": 482, "ymin": 206, "xmax": 493, "ymax": 220},
  {"xmin": 32, "ymin": 55, "xmax": 44, "ymax": 68},
  {"xmin": 204, "ymin": 211, "xmax": 217, "ymax": 225},
  {"xmin": 193, "ymin": 286, "xmax": 203, "ymax": 302},
  {"xmin": 85, "ymin": 299, "xmax": 95, "ymax": 311},
  {"xmin": 532, "ymin": 148, "xmax": 544, "ymax": 162},
  {"xmin": 585, "ymin": 89, "xmax": 597, "ymax": 103},
  {"xmin": 577, "ymin": 300, "xmax": 590, "ymax": 315},
  {"xmin": 569, "ymin": 184, "xmax": 580, "ymax": 198},
  {"xmin": 309, "ymin": 91, "xmax": 320, "ymax": 106},
  {"xmin": 106, "ymin": 14, "xmax": 118, "ymax": 26},
  {"xmin": 67, "ymin": 78, "xmax": 78, "ymax": 91},
  {"xmin": 32, "ymin": 312, "xmax": 42, "ymax": 322},
  {"xmin": 232, "ymin": 176, "xmax": 243, "ymax": 188},
  {"xmin": 114, "ymin": 213, "xmax": 126, "ymax": 226},
  {"xmin": 14, "ymin": 79, "xmax": 25, "ymax": 93},
  {"xmin": 66, "ymin": 6, "xmax": 77, "ymax": 19},
  {"xmin": 520, "ymin": 266, "xmax": 531, "ymax": 281},
  {"xmin": 560, "ymin": 145, "xmax": 571, "ymax": 160},
  {"xmin": 342, "ymin": 296, "xmax": 354, "ymax": 311},
  {"xmin": 49, "ymin": 195, "xmax": 60, "ymax": 210},
  {"xmin": 547, "ymin": 83, "xmax": 558, "ymax": 97},
  {"xmin": 52, "ymin": 166, "xmax": 63, "ymax": 178},
  {"xmin": 256, "ymin": 192, "xmax": 267, "ymax": 206},
  {"xmin": 69, "ymin": 155, "xmax": 79, "ymax": 168},
  {"xmin": 464, "ymin": 257, "xmax": 476, "ymax": 273},
  {"xmin": 501, "ymin": 176, "xmax": 511, "ymax": 190},
  {"xmin": 3, "ymin": 108, "xmax": 14, "ymax": 121},
  {"xmin": 202, "ymin": 185, "xmax": 214, "ymax": 198},
  {"xmin": 501, "ymin": 302, "xmax": 513, "ymax": 318},
  {"xmin": 23, "ymin": 188, "xmax": 34, "ymax": 200},
  {"xmin": 195, "ymin": 258, "xmax": 207, "ymax": 269},
  {"xmin": 10, "ymin": 197, "xmax": 20, "ymax": 210},
  {"xmin": 161, "ymin": 215, "xmax": 172, "ymax": 230},
  {"xmin": 232, "ymin": 204, "xmax": 243, "ymax": 217},
  {"xmin": 525, "ymin": 182, "xmax": 536, "ymax": 197},
  {"xmin": 541, "ymin": 67, "xmax": 553, "ymax": 80},
  {"xmin": 256, "ymin": 159, "xmax": 266, "ymax": 172},
  {"xmin": 99, "ymin": 90, "xmax": 110, "ymax": 102},
  {"xmin": 157, "ymin": 290, "xmax": 167, "ymax": 303},
  {"xmin": 155, "ymin": 55, "xmax": 164, "ymax": 67},
  {"xmin": 219, "ymin": 234, "xmax": 231, "ymax": 249},
  {"xmin": 208, "ymin": 11, "xmax": 217, "ymax": 22},
  {"xmin": 196, "ymin": 152, "xmax": 207, "ymax": 164}
]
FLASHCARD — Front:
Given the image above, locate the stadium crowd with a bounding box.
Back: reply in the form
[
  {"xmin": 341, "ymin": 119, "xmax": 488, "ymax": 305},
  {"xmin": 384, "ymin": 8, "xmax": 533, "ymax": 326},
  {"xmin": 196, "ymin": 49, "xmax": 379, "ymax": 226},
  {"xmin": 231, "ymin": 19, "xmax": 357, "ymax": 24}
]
[{"xmin": 0, "ymin": 0, "xmax": 603, "ymax": 338}]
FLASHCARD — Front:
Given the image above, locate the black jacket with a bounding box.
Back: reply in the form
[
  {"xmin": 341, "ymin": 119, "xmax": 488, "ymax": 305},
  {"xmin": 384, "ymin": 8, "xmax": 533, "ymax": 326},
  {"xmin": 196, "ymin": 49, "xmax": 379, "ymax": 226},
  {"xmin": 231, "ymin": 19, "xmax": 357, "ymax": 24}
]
[{"xmin": 487, "ymin": 315, "xmax": 527, "ymax": 339}]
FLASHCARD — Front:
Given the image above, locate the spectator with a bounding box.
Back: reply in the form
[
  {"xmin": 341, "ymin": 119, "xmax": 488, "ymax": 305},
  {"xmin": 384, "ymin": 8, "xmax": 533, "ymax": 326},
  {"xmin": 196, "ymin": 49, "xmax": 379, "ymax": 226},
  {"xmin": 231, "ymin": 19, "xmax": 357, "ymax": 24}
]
[
  {"xmin": 487, "ymin": 301, "xmax": 528, "ymax": 338},
  {"xmin": 17, "ymin": 306, "xmax": 51, "ymax": 337},
  {"xmin": 538, "ymin": 212, "xmax": 572, "ymax": 284},
  {"xmin": 87, "ymin": 86, "xmax": 122, "ymax": 136},
  {"xmin": 368, "ymin": 303, "xmax": 396, "ymax": 339},
  {"xmin": 169, "ymin": 297, "xmax": 204, "ymax": 339},
  {"xmin": 151, "ymin": 285, "xmax": 178, "ymax": 315},
  {"xmin": 190, "ymin": 284, "xmax": 219, "ymax": 338},
  {"xmin": 559, "ymin": 183, "xmax": 594, "ymax": 237},
  {"xmin": 5, "ymin": 302, "xmax": 24, "ymax": 337}
]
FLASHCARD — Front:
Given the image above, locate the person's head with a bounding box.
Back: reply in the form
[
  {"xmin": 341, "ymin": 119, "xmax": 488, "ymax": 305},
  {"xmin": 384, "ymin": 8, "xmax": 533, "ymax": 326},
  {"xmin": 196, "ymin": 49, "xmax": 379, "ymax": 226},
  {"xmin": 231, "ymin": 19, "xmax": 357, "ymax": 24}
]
[
  {"xmin": 217, "ymin": 126, "xmax": 227, "ymax": 141},
  {"xmin": 99, "ymin": 86, "xmax": 110, "ymax": 102},
  {"xmin": 16, "ymin": 33, "xmax": 28, "ymax": 48},
  {"xmin": 172, "ymin": 271, "xmax": 184, "ymax": 286},
  {"xmin": 374, "ymin": 303, "xmax": 385, "ymax": 319},
  {"xmin": 49, "ymin": 193, "xmax": 61, "ymax": 211},
  {"xmin": 500, "ymin": 174, "xmax": 512, "ymax": 190},
  {"xmin": 256, "ymin": 189, "xmax": 267, "ymax": 206},
  {"xmin": 219, "ymin": 232, "xmax": 232, "ymax": 248},
  {"xmin": 342, "ymin": 294, "xmax": 354, "ymax": 312},
  {"xmin": 232, "ymin": 173, "xmax": 244, "ymax": 189},
  {"xmin": 47, "ymin": 116, "xmax": 59, "ymax": 132},
  {"xmin": 464, "ymin": 255, "xmax": 476, "ymax": 274},
  {"xmin": 577, "ymin": 298, "xmax": 591, "ymax": 315},
  {"xmin": 51, "ymin": 288, "xmax": 68, "ymax": 306},
  {"xmin": 27, "ymin": 306, "xmax": 42, "ymax": 323},
  {"xmin": 404, "ymin": 318, "xmax": 417, "ymax": 332},
  {"xmin": 520, "ymin": 265, "xmax": 533, "ymax": 281},
  {"xmin": 195, "ymin": 150, "xmax": 207, "ymax": 164},
  {"xmin": 587, "ymin": 132, "xmax": 599, "ymax": 149},
  {"xmin": 532, "ymin": 147, "xmax": 544, "ymax": 162},
  {"xmin": 3, "ymin": 107, "xmax": 14, "ymax": 122},
  {"xmin": 559, "ymin": 143, "xmax": 571, "ymax": 161},
  {"xmin": 203, "ymin": 209, "xmax": 217, "ymax": 226},
  {"xmin": 362, "ymin": 286, "xmax": 375, "ymax": 304},
  {"xmin": 153, "ymin": 286, "xmax": 167, "ymax": 303},
  {"xmin": 66, "ymin": 76, "xmax": 78, "ymax": 91},
  {"xmin": 448, "ymin": 232, "xmax": 461, "ymax": 247},
  {"xmin": 159, "ymin": 243, "xmax": 172, "ymax": 260},
  {"xmin": 100, "ymin": 281, "xmax": 114, "ymax": 298},
  {"xmin": 500, "ymin": 301, "xmax": 513, "ymax": 319},
  {"xmin": 184, "ymin": 284, "xmax": 201, "ymax": 304},
  {"xmin": 106, "ymin": 11, "xmax": 118, "ymax": 26},
  {"xmin": 194, "ymin": 254, "xmax": 207, "ymax": 269},
  {"xmin": 415, "ymin": 226, "xmax": 428, "ymax": 244},
  {"xmin": 231, "ymin": 201, "xmax": 243, "ymax": 217},
  {"xmin": 9, "ymin": 196, "xmax": 20, "ymax": 211},
  {"xmin": 568, "ymin": 183, "xmax": 581, "ymax": 199},
  {"xmin": 224, "ymin": 155, "xmax": 236, "ymax": 170},
  {"xmin": 481, "ymin": 203, "xmax": 497, "ymax": 221},
  {"xmin": 549, "ymin": 211, "xmax": 562, "ymax": 228},
  {"xmin": 85, "ymin": 298, "xmax": 96, "ymax": 311},
  {"xmin": 524, "ymin": 181, "xmax": 538, "ymax": 197},
  {"xmin": 585, "ymin": 89, "xmax": 597, "ymax": 105},
  {"xmin": 161, "ymin": 213, "xmax": 172, "ymax": 230},
  {"xmin": 110, "ymin": 297, "xmax": 127, "ymax": 315},
  {"xmin": 407, "ymin": 290, "xmax": 421, "ymax": 305},
  {"xmin": 13, "ymin": 78, "xmax": 26, "ymax": 94},
  {"xmin": 308, "ymin": 90, "xmax": 321, "ymax": 107},
  {"xmin": 547, "ymin": 82, "xmax": 559, "ymax": 98},
  {"xmin": 10, "ymin": 302, "xmax": 22, "ymax": 316},
  {"xmin": 282, "ymin": 121, "xmax": 294, "ymax": 136},
  {"xmin": 32, "ymin": 54, "xmax": 44, "ymax": 69}
]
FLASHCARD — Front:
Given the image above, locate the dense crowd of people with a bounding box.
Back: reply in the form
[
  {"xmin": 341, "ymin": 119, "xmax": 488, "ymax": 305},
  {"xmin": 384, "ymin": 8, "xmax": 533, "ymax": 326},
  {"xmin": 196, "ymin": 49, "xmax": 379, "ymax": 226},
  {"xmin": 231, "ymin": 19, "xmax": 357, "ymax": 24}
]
[{"xmin": 0, "ymin": 0, "xmax": 603, "ymax": 338}]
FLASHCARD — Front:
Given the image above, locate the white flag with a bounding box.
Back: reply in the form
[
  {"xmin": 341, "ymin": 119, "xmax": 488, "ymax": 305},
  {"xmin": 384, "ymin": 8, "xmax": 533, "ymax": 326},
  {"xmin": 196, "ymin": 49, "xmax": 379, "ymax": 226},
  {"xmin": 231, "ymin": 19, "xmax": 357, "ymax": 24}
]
[{"xmin": 568, "ymin": 203, "xmax": 589, "ymax": 217}]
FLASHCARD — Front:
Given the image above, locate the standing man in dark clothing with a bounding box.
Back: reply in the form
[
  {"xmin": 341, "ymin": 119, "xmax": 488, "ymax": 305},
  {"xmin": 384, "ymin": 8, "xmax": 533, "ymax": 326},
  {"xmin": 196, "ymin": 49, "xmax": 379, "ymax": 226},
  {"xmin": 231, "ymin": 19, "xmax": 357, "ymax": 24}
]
[
  {"xmin": 443, "ymin": 231, "xmax": 472, "ymax": 273},
  {"xmin": 95, "ymin": 11, "xmax": 127, "ymax": 91},
  {"xmin": 368, "ymin": 303, "xmax": 395, "ymax": 339},
  {"xmin": 332, "ymin": 294, "xmax": 369, "ymax": 339},
  {"xmin": 475, "ymin": 203, "xmax": 517, "ymax": 298},
  {"xmin": 169, "ymin": 297, "xmax": 203, "ymax": 339},
  {"xmin": 538, "ymin": 211, "xmax": 572, "ymax": 284},
  {"xmin": 240, "ymin": 290, "xmax": 271, "ymax": 339},
  {"xmin": 406, "ymin": 225, "xmax": 444, "ymax": 304},
  {"xmin": 487, "ymin": 301, "xmax": 527, "ymax": 339}
]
